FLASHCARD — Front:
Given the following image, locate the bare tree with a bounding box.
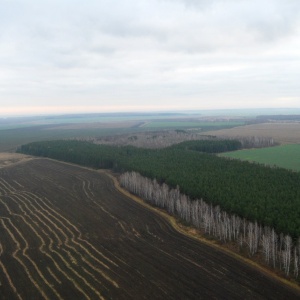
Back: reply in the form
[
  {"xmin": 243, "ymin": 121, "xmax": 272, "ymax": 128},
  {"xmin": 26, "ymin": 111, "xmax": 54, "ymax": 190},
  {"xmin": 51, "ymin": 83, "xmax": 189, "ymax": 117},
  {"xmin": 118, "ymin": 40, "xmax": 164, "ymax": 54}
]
[{"xmin": 120, "ymin": 171, "xmax": 297, "ymax": 279}]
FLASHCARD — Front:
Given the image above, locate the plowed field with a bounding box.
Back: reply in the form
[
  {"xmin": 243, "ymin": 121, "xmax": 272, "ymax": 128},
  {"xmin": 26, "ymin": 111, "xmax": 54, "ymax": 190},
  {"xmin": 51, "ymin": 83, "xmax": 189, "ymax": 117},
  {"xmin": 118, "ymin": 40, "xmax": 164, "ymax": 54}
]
[
  {"xmin": 208, "ymin": 122, "xmax": 300, "ymax": 144},
  {"xmin": 0, "ymin": 158, "xmax": 299, "ymax": 299}
]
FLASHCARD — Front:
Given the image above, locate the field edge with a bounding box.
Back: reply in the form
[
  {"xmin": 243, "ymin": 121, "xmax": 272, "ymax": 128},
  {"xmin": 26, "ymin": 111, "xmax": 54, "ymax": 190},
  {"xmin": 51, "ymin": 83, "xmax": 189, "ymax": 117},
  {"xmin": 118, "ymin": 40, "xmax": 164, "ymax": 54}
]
[
  {"xmin": 8, "ymin": 156, "xmax": 299, "ymax": 294},
  {"xmin": 101, "ymin": 169, "xmax": 300, "ymax": 294}
]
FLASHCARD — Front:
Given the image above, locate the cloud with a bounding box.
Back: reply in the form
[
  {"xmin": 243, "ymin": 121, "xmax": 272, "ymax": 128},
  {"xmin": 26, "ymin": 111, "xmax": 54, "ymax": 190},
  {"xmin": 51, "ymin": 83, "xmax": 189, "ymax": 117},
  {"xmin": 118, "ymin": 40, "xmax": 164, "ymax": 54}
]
[{"xmin": 0, "ymin": 0, "xmax": 300, "ymax": 115}]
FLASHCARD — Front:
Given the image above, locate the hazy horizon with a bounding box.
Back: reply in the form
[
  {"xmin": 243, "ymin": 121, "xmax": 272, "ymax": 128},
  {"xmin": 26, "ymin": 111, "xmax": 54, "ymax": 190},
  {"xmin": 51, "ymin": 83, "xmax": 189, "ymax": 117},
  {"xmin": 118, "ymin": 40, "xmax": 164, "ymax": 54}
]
[
  {"xmin": 2, "ymin": 107, "xmax": 300, "ymax": 119},
  {"xmin": 1, "ymin": 0, "xmax": 299, "ymax": 116}
]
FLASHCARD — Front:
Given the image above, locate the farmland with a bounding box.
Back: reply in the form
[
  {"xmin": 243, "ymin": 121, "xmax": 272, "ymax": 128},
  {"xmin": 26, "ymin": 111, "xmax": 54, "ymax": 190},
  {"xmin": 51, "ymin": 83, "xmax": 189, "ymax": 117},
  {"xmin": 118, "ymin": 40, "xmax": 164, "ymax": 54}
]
[
  {"xmin": 208, "ymin": 122, "xmax": 300, "ymax": 144},
  {"xmin": 19, "ymin": 139, "xmax": 300, "ymax": 237},
  {"xmin": 0, "ymin": 112, "xmax": 247, "ymax": 152},
  {"xmin": 142, "ymin": 120, "xmax": 244, "ymax": 129},
  {"xmin": 0, "ymin": 158, "xmax": 299, "ymax": 299},
  {"xmin": 219, "ymin": 144, "xmax": 300, "ymax": 171},
  {"xmin": 0, "ymin": 123, "xmax": 144, "ymax": 152}
]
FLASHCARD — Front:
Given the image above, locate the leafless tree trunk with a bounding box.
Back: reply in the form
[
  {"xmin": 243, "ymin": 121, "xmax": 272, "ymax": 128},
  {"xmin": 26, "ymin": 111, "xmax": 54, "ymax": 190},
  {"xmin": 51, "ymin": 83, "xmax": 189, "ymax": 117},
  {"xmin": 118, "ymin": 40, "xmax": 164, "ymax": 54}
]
[
  {"xmin": 282, "ymin": 235, "xmax": 292, "ymax": 276},
  {"xmin": 120, "ymin": 171, "xmax": 297, "ymax": 279}
]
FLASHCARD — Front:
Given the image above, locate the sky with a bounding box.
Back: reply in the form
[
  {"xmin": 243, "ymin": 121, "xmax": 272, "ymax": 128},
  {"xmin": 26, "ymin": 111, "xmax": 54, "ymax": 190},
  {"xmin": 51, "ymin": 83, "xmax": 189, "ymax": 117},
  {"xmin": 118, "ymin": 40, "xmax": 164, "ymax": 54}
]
[{"xmin": 0, "ymin": 0, "xmax": 300, "ymax": 116}]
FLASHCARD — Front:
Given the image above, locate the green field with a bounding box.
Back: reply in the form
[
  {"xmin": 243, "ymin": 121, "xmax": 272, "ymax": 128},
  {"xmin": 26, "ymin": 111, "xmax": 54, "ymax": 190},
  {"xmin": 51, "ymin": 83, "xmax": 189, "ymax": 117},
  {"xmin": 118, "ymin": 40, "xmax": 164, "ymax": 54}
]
[{"xmin": 219, "ymin": 144, "xmax": 300, "ymax": 171}]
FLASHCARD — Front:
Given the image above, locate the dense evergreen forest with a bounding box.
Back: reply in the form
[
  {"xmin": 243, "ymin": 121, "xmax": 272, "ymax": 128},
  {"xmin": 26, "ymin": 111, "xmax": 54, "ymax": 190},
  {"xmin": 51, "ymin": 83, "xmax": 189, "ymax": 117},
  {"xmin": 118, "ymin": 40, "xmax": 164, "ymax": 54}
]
[{"xmin": 19, "ymin": 139, "xmax": 300, "ymax": 238}]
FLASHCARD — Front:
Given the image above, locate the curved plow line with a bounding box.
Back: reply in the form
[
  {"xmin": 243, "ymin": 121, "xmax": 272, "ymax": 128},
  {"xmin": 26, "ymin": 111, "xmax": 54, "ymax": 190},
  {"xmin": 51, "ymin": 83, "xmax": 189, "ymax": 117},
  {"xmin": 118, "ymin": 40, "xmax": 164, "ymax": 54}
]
[
  {"xmin": 45, "ymin": 251, "xmax": 93, "ymax": 300},
  {"xmin": 7, "ymin": 196, "xmax": 91, "ymax": 298},
  {"xmin": 16, "ymin": 212, "xmax": 92, "ymax": 300},
  {"xmin": 66, "ymin": 268, "xmax": 105, "ymax": 300},
  {"xmin": 2, "ymin": 217, "xmax": 63, "ymax": 300},
  {"xmin": 9, "ymin": 195, "xmax": 58, "ymax": 253},
  {"xmin": 6, "ymin": 198, "xmax": 91, "ymax": 300},
  {"xmin": 71, "ymin": 183, "xmax": 79, "ymax": 196},
  {"xmin": 80, "ymin": 256, "xmax": 120, "ymax": 288},
  {"xmin": 81, "ymin": 266, "xmax": 105, "ymax": 288},
  {"xmin": 0, "ymin": 179, "xmax": 16, "ymax": 194},
  {"xmin": 1, "ymin": 197, "xmax": 49, "ymax": 254},
  {"xmin": 16, "ymin": 214, "xmax": 89, "ymax": 298},
  {"xmin": 26, "ymin": 196, "xmax": 119, "ymax": 288},
  {"xmin": 25, "ymin": 195, "xmax": 94, "ymax": 256},
  {"xmin": 0, "ymin": 218, "xmax": 21, "ymax": 256},
  {"xmin": 27, "ymin": 192, "xmax": 118, "ymax": 268},
  {"xmin": 11, "ymin": 195, "xmax": 63, "ymax": 247},
  {"xmin": 81, "ymin": 178, "xmax": 95, "ymax": 199},
  {"xmin": 15, "ymin": 196, "xmax": 85, "ymax": 269},
  {"xmin": 0, "ymin": 198, "xmax": 13, "ymax": 214},
  {"xmin": 0, "ymin": 178, "xmax": 16, "ymax": 192},
  {"xmin": 17, "ymin": 194, "xmax": 85, "ymax": 258},
  {"xmin": 77, "ymin": 190, "xmax": 131, "ymax": 237},
  {"xmin": 88, "ymin": 199, "xmax": 128, "ymax": 235},
  {"xmin": 86, "ymin": 178, "xmax": 95, "ymax": 197},
  {"xmin": 44, "ymin": 247, "xmax": 104, "ymax": 300},
  {"xmin": 29, "ymin": 197, "xmax": 120, "ymax": 288},
  {"xmin": 0, "ymin": 186, "xmax": 9, "ymax": 196},
  {"xmin": 13, "ymin": 180, "xmax": 24, "ymax": 188},
  {"xmin": 0, "ymin": 241, "xmax": 3, "ymax": 255},
  {"xmin": 92, "ymin": 201, "xmax": 119, "ymax": 222},
  {"xmin": 0, "ymin": 218, "xmax": 49, "ymax": 300},
  {"xmin": 82, "ymin": 180, "xmax": 90, "ymax": 201},
  {"xmin": 62, "ymin": 244, "xmax": 120, "ymax": 290},
  {"xmin": 0, "ymin": 260, "xmax": 23, "ymax": 300},
  {"xmin": 1, "ymin": 178, "xmax": 17, "ymax": 191},
  {"xmin": 47, "ymin": 267, "xmax": 61, "ymax": 284},
  {"xmin": 18, "ymin": 194, "xmax": 113, "ymax": 295},
  {"xmin": 63, "ymin": 249, "xmax": 78, "ymax": 264}
]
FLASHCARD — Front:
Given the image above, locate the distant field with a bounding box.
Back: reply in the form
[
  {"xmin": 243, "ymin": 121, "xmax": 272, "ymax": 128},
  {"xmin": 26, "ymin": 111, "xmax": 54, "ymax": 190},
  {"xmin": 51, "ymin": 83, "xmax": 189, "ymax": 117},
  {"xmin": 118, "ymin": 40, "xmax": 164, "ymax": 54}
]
[
  {"xmin": 0, "ymin": 125, "xmax": 149, "ymax": 152},
  {"xmin": 0, "ymin": 114, "xmax": 245, "ymax": 152},
  {"xmin": 144, "ymin": 121, "xmax": 244, "ymax": 129},
  {"xmin": 209, "ymin": 122, "xmax": 300, "ymax": 144},
  {"xmin": 0, "ymin": 113, "xmax": 200, "ymax": 130},
  {"xmin": 219, "ymin": 144, "xmax": 300, "ymax": 171}
]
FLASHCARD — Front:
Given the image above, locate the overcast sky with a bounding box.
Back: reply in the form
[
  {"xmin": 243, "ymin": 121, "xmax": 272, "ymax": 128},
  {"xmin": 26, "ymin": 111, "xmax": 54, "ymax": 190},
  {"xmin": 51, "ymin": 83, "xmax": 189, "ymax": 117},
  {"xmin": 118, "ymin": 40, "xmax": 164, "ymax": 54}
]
[{"xmin": 1, "ymin": 0, "xmax": 300, "ymax": 116}]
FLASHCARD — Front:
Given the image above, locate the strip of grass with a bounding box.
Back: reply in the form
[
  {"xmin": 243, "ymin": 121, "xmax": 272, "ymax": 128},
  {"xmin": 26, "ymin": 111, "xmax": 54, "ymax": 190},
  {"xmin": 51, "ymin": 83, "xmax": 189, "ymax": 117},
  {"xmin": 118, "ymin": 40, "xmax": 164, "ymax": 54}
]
[{"xmin": 219, "ymin": 144, "xmax": 300, "ymax": 172}]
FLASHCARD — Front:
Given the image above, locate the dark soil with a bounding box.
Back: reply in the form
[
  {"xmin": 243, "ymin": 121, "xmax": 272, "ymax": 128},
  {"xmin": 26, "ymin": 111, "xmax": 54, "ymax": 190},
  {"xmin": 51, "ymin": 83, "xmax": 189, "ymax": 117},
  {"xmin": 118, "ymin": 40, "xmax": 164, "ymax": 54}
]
[{"xmin": 0, "ymin": 158, "xmax": 299, "ymax": 299}]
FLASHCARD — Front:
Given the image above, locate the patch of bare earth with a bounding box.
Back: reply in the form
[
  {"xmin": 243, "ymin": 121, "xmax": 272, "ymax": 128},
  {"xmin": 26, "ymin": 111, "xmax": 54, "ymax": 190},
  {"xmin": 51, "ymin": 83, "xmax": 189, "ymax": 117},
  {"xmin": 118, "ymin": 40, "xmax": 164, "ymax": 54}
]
[
  {"xmin": 0, "ymin": 153, "xmax": 33, "ymax": 168},
  {"xmin": 209, "ymin": 122, "xmax": 300, "ymax": 144}
]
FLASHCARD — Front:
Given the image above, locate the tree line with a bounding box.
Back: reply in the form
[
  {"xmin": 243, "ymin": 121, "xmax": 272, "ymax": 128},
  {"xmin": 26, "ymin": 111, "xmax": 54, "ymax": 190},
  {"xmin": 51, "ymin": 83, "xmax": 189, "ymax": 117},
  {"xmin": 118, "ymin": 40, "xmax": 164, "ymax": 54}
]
[
  {"xmin": 18, "ymin": 139, "xmax": 300, "ymax": 239},
  {"xmin": 168, "ymin": 139, "xmax": 241, "ymax": 153},
  {"xmin": 120, "ymin": 171, "xmax": 299, "ymax": 278}
]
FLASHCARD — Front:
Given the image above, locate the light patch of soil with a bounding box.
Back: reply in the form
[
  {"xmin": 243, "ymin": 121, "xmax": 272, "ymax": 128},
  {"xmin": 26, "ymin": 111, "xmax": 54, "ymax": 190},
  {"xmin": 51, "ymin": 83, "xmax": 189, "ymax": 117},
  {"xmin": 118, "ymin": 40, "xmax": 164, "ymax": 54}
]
[
  {"xmin": 0, "ymin": 152, "xmax": 33, "ymax": 168},
  {"xmin": 209, "ymin": 122, "xmax": 300, "ymax": 144}
]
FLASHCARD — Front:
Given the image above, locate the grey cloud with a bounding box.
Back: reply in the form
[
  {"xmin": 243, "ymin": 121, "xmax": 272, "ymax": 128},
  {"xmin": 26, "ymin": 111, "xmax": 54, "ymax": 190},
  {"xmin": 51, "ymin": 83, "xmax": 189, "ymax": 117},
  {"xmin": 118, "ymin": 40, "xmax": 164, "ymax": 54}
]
[
  {"xmin": 0, "ymin": 0, "xmax": 300, "ymax": 113},
  {"xmin": 167, "ymin": 0, "xmax": 300, "ymax": 54}
]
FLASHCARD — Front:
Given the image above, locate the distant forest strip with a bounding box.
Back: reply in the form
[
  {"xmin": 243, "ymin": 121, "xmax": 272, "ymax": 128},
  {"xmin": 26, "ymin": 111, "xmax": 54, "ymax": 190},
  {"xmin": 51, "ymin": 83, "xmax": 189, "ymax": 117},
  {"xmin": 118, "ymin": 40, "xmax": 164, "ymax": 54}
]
[{"xmin": 18, "ymin": 139, "xmax": 300, "ymax": 238}]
